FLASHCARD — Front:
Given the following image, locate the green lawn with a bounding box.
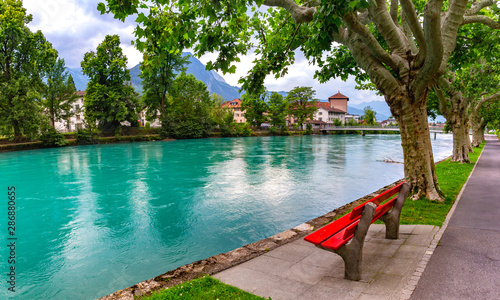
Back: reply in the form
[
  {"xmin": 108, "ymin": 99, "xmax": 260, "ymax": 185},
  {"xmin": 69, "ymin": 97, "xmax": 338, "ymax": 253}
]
[
  {"xmin": 400, "ymin": 142, "xmax": 484, "ymax": 226},
  {"xmin": 141, "ymin": 276, "xmax": 268, "ymax": 300}
]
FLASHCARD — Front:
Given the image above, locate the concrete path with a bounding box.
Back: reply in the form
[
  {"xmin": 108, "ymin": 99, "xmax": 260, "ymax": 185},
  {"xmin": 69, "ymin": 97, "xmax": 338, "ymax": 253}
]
[
  {"xmin": 411, "ymin": 135, "xmax": 500, "ymax": 300},
  {"xmin": 215, "ymin": 224, "xmax": 438, "ymax": 300}
]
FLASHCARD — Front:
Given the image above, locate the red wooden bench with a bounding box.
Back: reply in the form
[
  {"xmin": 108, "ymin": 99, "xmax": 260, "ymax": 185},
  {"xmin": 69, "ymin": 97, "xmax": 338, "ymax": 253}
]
[{"xmin": 304, "ymin": 181, "xmax": 410, "ymax": 280}]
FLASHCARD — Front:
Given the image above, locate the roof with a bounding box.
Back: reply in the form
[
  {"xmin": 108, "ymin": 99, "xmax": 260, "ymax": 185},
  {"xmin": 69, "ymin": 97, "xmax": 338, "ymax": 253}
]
[
  {"xmin": 306, "ymin": 120, "xmax": 328, "ymax": 125},
  {"xmin": 316, "ymin": 102, "xmax": 331, "ymax": 109},
  {"xmin": 222, "ymin": 98, "xmax": 242, "ymax": 108},
  {"xmin": 317, "ymin": 106, "xmax": 346, "ymax": 114},
  {"xmin": 328, "ymin": 91, "xmax": 349, "ymax": 100},
  {"xmin": 76, "ymin": 90, "xmax": 86, "ymax": 97}
]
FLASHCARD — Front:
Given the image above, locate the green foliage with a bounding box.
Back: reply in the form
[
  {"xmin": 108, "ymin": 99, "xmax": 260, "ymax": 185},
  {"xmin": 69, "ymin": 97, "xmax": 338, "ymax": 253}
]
[
  {"xmin": 76, "ymin": 128, "xmax": 99, "ymax": 145},
  {"xmin": 305, "ymin": 123, "xmax": 313, "ymax": 135},
  {"xmin": 39, "ymin": 126, "xmax": 68, "ymax": 147},
  {"xmin": 145, "ymin": 122, "xmax": 151, "ymax": 129},
  {"xmin": 160, "ymin": 73, "xmax": 215, "ymax": 139},
  {"xmin": 443, "ymin": 121, "xmax": 452, "ymax": 133},
  {"xmin": 81, "ymin": 35, "xmax": 139, "ymax": 134},
  {"xmin": 141, "ymin": 49, "xmax": 190, "ymax": 121},
  {"xmin": 333, "ymin": 119, "xmax": 343, "ymax": 126},
  {"xmin": 361, "ymin": 106, "xmax": 377, "ymax": 125},
  {"xmin": 42, "ymin": 58, "xmax": 78, "ymax": 127},
  {"xmin": 143, "ymin": 276, "xmax": 268, "ymax": 300},
  {"xmin": 0, "ymin": 0, "xmax": 57, "ymax": 139},
  {"xmin": 286, "ymin": 86, "xmax": 318, "ymax": 130},
  {"xmin": 240, "ymin": 92, "xmax": 269, "ymax": 129},
  {"xmin": 267, "ymin": 92, "xmax": 289, "ymax": 130}
]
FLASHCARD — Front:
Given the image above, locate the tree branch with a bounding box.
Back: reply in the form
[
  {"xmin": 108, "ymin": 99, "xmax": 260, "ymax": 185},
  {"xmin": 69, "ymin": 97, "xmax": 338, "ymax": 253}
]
[
  {"xmin": 434, "ymin": 83, "xmax": 451, "ymax": 119},
  {"xmin": 475, "ymin": 91, "xmax": 500, "ymax": 111},
  {"xmin": 413, "ymin": 0, "xmax": 443, "ymax": 100},
  {"xmin": 462, "ymin": 16, "xmax": 500, "ymax": 29},
  {"xmin": 400, "ymin": 0, "xmax": 426, "ymax": 59},
  {"xmin": 465, "ymin": 0, "xmax": 495, "ymax": 16},
  {"xmin": 401, "ymin": 11, "xmax": 418, "ymax": 54},
  {"xmin": 368, "ymin": 0, "xmax": 408, "ymax": 56},
  {"xmin": 439, "ymin": 0, "xmax": 469, "ymax": 73},
  {"xmin": 263, "ymin": 0, "xmax": 316, "ymax": 24},
  {"xmin": 390, "ymin": 0, "xmax": 399, "ymax": 24},
  {"xmin": 343, "ymin": 12, "xmax": 398, "ymax": 71}
]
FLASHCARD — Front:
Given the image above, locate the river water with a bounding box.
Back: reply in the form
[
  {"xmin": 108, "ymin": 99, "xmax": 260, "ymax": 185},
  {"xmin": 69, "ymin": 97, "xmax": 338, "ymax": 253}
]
[{"xmin": 0, "ymin": 134, "xmax": 453, "ymax": 299}]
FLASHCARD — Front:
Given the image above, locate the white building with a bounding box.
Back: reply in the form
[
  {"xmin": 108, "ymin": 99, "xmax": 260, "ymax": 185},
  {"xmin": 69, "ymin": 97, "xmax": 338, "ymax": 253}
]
[
  {"xmin": 314, "ymin": 106, "xmax": 346, "ymax": 124},
  {"xmin": 138, "ymin": 109, "xmax": 161, "ymax": 128},
  {"xmin": 53, "ymin": 91, "xmax": 86, "ymax": 132}
]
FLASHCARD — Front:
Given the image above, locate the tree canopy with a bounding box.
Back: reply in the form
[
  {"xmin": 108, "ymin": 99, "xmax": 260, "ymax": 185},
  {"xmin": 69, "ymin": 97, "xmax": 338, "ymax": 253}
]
[
  {"xmin": 286, "ymin": 86, "xmax": 317, "ymax": 129},
  {"xmin": 81, "ymin": 34, "xmax": 139, "ymax": 134},
  {"xmin": 98, "ymin": 0, "xmax": 500, "ymax": 200},
  {"xmin": 43, "ymin": 58, "xmax": 78, "ymax": 129},
  {"xmin": 161, "ymin": 72, "xmax": 216, "ymax": 138},
  {"xmin": 0, "ymin": 0, "xmax": 57, "ymax": 139}
]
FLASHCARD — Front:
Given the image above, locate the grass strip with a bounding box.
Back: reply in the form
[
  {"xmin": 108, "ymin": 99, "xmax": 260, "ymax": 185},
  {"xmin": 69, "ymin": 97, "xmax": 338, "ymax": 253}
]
[
  {"xmin": 400, "ymin": 142, "xmax": 484, "ymax": 226},
  {"xmin": 141, "ymin": 276, "xmax": 268, "ymax": 300}
]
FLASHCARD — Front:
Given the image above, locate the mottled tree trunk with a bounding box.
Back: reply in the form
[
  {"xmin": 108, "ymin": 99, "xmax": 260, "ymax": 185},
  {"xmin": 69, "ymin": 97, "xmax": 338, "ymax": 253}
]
[
  {"xmin": 12, "ymin": 121, "xmax": 21, "ymax": 141},
  {"xmin": 470, "ymin": 114, "xmax": 485, "ymax": 147},
  {"xmin": 391, "ymin": 95, "xmax": 444, "ymax": 201},
  {"xmin": 451, "ymin": 122, "xmax": 470, "ymax": 163}
]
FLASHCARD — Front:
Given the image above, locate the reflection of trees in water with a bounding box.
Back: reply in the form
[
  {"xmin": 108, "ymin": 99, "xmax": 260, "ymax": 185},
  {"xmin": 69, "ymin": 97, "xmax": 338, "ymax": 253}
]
[{"xmin": 326, "ymin": 136, "xmax": 347, "ymax": 169}]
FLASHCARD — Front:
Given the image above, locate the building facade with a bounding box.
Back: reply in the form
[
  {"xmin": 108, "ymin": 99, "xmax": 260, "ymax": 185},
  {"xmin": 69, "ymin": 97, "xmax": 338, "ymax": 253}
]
[
  {"xmin": 53, "ymin": 91, "xmax": 86, "ymax": 132},
  {"xmin": 222, "ymin": 98, "xmax": 247, "ymax": 123}
]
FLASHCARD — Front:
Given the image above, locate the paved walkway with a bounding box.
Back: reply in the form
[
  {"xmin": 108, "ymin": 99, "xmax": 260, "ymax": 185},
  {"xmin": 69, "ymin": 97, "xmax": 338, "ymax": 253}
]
[
  {"xmin": 214, "ymin": 135, "xmax": 500, "ymax": 300},
  {"xmin": 215, "ymin": 224, "xmax": 437, "ymax": 299},
  {"xmin": 411, "ymin": 135, "xmax": 500, "ymax": 300}
]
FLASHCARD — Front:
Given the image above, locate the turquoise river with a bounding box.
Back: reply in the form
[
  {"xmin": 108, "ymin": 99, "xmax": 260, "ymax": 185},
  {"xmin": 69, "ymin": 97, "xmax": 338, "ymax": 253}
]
[{"xmin": 0, "ymin": 134, "xmax": 453, "ymax": 299}]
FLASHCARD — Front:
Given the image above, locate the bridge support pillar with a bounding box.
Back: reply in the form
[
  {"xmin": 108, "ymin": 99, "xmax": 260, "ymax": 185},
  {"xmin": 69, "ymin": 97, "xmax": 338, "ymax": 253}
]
[
  {"xmin": 434, "ymin": 132, "xmax": 437, "ymax": 140},
  {"xmin": 361, "ymin": 130, "xmax": 365, "ymax": 136}
]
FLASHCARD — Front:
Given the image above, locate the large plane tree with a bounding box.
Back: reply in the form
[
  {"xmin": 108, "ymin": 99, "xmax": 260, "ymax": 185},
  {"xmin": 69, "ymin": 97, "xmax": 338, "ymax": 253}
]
[{"xmin": 99, "ymin": 0, "xmax": 500, "ymax": 200}]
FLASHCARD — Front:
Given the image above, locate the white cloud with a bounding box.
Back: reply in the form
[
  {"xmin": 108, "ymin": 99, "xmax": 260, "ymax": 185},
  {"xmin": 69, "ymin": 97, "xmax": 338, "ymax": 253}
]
[
  {"xmin": 21, "ymin": 0, "xmax": 385, "ymax": 105},
  {"xmin": 23, "ymin": 0, "xmax": 141, "ymax": 68}
]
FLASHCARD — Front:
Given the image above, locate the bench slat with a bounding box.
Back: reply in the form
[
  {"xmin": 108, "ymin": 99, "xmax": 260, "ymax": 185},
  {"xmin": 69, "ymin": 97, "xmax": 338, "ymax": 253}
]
[
  {"xmin": 304, "ymin": 182, "xmax": 404, "ymax": 246},
  {"xmin": 318, "ymin": 194, "xmax": 400, "ymax": 250}
]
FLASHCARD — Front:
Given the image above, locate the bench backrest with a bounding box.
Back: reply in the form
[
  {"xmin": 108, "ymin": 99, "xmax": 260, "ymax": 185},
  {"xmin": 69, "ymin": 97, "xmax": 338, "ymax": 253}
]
[{"xmin": 304, "ymin": 182, "xmax": 405, "ymax": 246}]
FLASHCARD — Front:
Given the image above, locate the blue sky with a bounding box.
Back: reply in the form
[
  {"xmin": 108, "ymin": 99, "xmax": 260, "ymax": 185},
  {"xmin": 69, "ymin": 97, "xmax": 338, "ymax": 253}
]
[{"xmin": 22, "ymin": 0, "xmax": 385, "ymax": 105}]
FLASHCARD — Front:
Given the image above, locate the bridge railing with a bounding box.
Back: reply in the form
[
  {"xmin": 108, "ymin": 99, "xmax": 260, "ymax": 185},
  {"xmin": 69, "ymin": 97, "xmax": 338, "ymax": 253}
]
[{"xmin": 323, "ymin": 125, "xmax": 400, "ymax": 130}]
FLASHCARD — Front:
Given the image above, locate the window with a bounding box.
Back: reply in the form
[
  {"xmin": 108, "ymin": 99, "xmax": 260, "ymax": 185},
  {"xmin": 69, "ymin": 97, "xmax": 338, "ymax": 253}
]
[
  {"xmin": 75, "ymin": 104, "xmax": 80, "ymax": 110},
  {"xmin": 76, "ymin": 115, "xmax": 80, "ymax": 121},
  {"xmin": 318, "ymin": 112, "xmax": 322, "ymax": 115},
  {"xmin": 234, "ymin": 108, "xmax": 240, "ymax": 111},
  {"xmin": 235, "ymin": 113, "xmax": 239, "ymax": 117},
  {"xmin": 319, "ymin": 117, "xmax": 322, "ymax": 121}
]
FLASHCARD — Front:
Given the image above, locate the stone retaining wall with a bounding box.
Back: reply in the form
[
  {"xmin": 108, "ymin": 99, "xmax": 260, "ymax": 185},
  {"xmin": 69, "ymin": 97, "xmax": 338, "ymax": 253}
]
[{"xmin": 99, "ymin": 179, "xmax": 405, "ymax": 300}]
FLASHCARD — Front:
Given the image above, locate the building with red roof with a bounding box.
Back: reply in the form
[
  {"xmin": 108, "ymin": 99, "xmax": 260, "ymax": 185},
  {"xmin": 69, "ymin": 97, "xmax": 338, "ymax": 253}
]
[{"xmin": 222, "ymin": 98, "xmax": 247, "ymax": 123}]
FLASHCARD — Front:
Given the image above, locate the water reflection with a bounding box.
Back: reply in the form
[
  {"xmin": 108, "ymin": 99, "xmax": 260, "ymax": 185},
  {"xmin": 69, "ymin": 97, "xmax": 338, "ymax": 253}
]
[{"xmin": 0, "ymin": 134, "xmax": 454, "ymax": 299}]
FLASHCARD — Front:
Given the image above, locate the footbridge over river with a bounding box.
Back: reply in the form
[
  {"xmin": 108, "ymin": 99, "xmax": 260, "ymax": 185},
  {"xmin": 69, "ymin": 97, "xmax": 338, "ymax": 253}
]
[{"xmin": 320, "ymin": 125, "xmax": 447, "ymax": 138}]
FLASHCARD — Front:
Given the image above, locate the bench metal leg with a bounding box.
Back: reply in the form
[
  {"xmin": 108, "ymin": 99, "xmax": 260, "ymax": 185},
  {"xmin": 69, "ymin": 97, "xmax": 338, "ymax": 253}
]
[
  {"xmin": 330, "ymin": 202, "xmax": 376, "ymax": 281},
  {"xmin": 381, "ymin": 182, "xmax": 410, "ymax": 239}
]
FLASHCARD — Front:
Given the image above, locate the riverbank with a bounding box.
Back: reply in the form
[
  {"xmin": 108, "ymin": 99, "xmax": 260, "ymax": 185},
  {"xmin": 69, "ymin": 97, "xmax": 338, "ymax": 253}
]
[
  {"xmin": 0, "ymin": 127, "xmax": 404, "ymax": 153},
  {"xmin": 99, "ymin": 143, "xmax": 483, "ymax": 300},
  {"xmin": 99, "ymin": 179, "xmax": 407, "ymax": 300}
]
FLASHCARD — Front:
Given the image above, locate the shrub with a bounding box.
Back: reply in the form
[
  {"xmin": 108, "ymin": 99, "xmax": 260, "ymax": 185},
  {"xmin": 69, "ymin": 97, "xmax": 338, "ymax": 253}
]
[
  {"xmin": 234, "ymin": 123, "xmax": 253, "ymax": 137},
  {"xmin": 76, "ymin": 128, "xmax": 99, "ymax": 145},
  {"xmin": 305, "ymin": 123, "xmax": 313, "ymax": 135},
  {"xmin": 145, "ymin": 122, "xmax": 151, "ymax": 129},
  {"xmin": 39, "ymin": 127, "xmax": 68, "ymax": 147}
]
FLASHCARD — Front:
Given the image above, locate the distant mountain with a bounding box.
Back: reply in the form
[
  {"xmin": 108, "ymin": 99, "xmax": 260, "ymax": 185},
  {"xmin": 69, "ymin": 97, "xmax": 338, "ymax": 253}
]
[
  {"xmin": 126, "ymin": 52, "xmax": 242, "ymax": 101},
  {"xmin": 350, "ymin": 101, "xmax": 391, "ymax": 121},
  {"xmin": 66, "ymin": 68, "xmax": 89, "ymax": 91}
]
